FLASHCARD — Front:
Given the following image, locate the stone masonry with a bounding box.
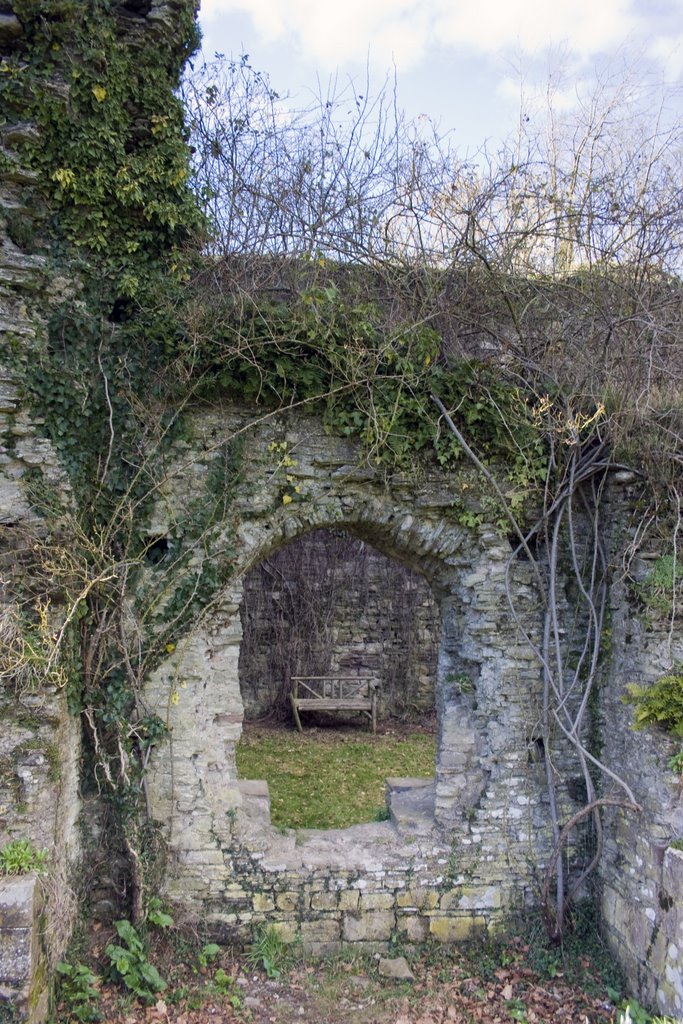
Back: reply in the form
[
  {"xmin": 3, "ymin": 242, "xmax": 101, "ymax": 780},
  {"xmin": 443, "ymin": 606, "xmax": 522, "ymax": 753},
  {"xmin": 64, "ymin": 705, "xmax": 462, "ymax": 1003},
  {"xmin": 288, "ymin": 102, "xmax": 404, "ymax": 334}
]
[
  {"xmin": 0, "ymin": 9, "xmax": 81, "ymax": 1018},
  {"xmin": 143, "ymin": 403, "xmax": 585, "ymax": 950},
  {"xmin": 599, "ymin": 493, "xmax": 683, "ymax": 1017}
]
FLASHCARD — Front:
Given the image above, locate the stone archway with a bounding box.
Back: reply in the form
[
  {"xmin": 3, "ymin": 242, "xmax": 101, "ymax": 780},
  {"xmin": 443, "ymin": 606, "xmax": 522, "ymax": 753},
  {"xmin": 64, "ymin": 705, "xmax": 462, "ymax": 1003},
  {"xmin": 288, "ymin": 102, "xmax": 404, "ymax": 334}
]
[{"xmin": 143, "ymin": 405, "xmax": 551, "ymax": 948}]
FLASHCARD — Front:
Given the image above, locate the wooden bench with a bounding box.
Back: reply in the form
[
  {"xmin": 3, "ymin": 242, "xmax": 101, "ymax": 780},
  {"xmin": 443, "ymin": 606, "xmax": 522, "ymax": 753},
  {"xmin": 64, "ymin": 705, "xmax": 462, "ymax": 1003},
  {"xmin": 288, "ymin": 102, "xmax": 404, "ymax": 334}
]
[{"xmin": 290, "ymin": 676, "xmax": 379, "ymax": 734}]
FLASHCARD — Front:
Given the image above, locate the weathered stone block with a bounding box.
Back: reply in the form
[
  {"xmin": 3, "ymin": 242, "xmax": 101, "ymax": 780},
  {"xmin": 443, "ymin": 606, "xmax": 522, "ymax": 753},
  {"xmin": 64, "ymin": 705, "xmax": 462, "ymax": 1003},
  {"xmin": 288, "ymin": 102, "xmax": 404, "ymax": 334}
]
[
  {"xmin": 252, "ymin": 893, "xmax": 275, "ymax": 913},
  {"xmin": 429, "ymin": 915, "xmax": 486, "ymax": 942},
  {"xmin": 359, "ymin": 892, "xmax": 395, "ymax": 912},
  {"xmin": 338, "ymin": 890, "xmax": 360, "ymax": 911},
  {"xmin": 300, "ymin": 918, "xmax": 342, "ymax": 945},
  {"xmin": 342, "ymin": 910, "xmax": 395, "ymax": 942},
  {"xmin": 275, "ymin": 891, "xmax": 299, "ymax": 913},
  {"xmin": 0, "ymin": 875, "xmax": 46, "ymax": 1022},
  {"xmin": 0, "ymin": 926, "xmax": 32, "ymax": 983},
  {"xmin": 396, "ymin": 914, "xmax": 430, "ymax": 942},
  {"xmin": 310, "ymin": 892, "xmax": 338, "ymax": 911},
  {"xmin": 396, "ymin": 888, "xmax": 439, "ymax": 911},
  {"xmin": 458, "ymin": 886, "xmax": 501, "ymax": 911},
  {"xmin": 438, "ymin": 888, "xmax": 462, "ymax": 911},
  {"xmin": 269, "ymin": 920, "xmax": 298, "ymax": 943}
]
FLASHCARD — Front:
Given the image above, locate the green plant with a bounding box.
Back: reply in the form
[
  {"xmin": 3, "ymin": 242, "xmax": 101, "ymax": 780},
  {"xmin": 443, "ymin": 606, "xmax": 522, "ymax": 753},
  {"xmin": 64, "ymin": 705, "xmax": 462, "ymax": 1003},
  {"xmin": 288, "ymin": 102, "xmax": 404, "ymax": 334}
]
[
  {"xmin": 104, "ymin": 919, "xmax": 166, "ymax": 1003},
  {"xmin": 506, "ymin": 998, "xmax": 528, "ymax": 1023},
  {"xmin": 0, "ymin": 839, "xmax": 47, "ymax": 875},
  {"xmin": 624, "ymin": 673, "xmax": 683, "ymax": 737},
  {"xmin": 617, "ymin": 999, "xmax": 655, "ymax": 1024},
  {"xmin": 211, "ymin": 967, "xmax": 242, "ymax": 1008},
  {"xmin": 246, "ymin": 926, "xmax": 287, "ymax": 979},
  {"xmin": 55, "ymin": 962, "xmax": 101, "ymax": 1023},
  {"xmin": 447, "ymin": 672, "xmax": 475, "ymax": 695},
  {"xmin": 146, "ymin": 896, "xmax": 173, "ymax": 929},
  {"xmin": 197, "ymin": 942, "xmax": 221, "ymax": 968},
  {"xmin": 637, "ymin": 554, "xmax": 683, "ymax": 618},
  {"xmin": 668, "ymin": 749, "xmax": 683, "ymax": 773}
]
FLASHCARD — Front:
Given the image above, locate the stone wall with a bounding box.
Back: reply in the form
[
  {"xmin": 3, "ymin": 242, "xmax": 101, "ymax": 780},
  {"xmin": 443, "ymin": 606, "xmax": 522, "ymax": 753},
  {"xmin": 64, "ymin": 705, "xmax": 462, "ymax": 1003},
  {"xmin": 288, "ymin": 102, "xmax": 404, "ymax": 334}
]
[
  {"xmin": 0, "ymin": 876, "xmax": 47, "ymax": 1022},
  {"xmin": 143, "ymin": 404, "xmax": 588, "ymax": 948},
  {"xmin": 239, "ymin": 528, "xmax": 439, "ymax": 719},
  {"xmin": 598, "ymin": 488, "xmax": 683, "ymax": 1017},
  {"xmin": 0, "ymin": 9, "xmax": 79, "ymax": 1019}
]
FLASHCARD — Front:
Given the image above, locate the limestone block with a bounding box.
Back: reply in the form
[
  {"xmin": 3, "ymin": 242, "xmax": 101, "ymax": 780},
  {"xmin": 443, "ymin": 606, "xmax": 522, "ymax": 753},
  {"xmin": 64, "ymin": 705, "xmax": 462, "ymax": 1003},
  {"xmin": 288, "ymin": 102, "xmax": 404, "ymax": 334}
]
[
  {"xmin": 458, "ymin": 886, "xmax": 501, "ymax": 911},
  {"xmin": 275, "ymin": 891, "xmax": 299, "ymax": 913},
  {"xmin": 396, "ymin": 888, "xmax": 439, "ymax": 911},
  {"xmin": 428, "ymin": 915, "xmax": 486, "ymax": 942},
  {"xmin": 359, "ymin": 892, "xmax": 395, "ymax": 912},
  {"xmin": 342, "ymin": 910, "xmax": 395, "ymax": 942},
  {"xmin": 251, "ymin": 894, "xmax": 275, "ymax": 913},
  {"xmin": 310, "ymin": 892, "xmax": 338, "ymax": 911},
  {"xmin": 0, "ymin": 875, "xmax": 46, "ymax": 1023},
  {"xmin": 338, "ymin": 890, "xmax": 360, "ymax": 911},
  {"xmin": 378, "ymin": 956, "xmax": 414, "ymax": 981},
  {"xmin": 300, "ymin": 918, "xmax": 342, "ymax": 945},
  {"xmin": 269, "ymin": 920, "xmax": 298, "ymax": 944},
  {"xmin": 396, "ymin": 914, "xmax": 430, "ymax": 942},
  {"xmin": 438, "ymin": 889, "xmax": 462, "ymax": 911}
]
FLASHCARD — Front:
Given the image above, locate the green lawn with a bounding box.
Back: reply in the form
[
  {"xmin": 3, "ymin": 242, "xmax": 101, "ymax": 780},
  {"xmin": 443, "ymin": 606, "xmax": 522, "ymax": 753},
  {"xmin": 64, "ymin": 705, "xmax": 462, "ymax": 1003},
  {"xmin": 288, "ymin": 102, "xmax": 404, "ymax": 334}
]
[{"xmin": 236, "ymin": 725, "xmax": 436, "ymax": 829}]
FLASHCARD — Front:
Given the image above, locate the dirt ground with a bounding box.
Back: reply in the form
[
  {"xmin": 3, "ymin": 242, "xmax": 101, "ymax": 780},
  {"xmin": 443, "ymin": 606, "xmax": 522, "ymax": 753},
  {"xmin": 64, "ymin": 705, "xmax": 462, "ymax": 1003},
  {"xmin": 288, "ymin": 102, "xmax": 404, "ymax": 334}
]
[{"xmin": 76, "ymin": 925, "xmax": 624, "ymax": 1024}]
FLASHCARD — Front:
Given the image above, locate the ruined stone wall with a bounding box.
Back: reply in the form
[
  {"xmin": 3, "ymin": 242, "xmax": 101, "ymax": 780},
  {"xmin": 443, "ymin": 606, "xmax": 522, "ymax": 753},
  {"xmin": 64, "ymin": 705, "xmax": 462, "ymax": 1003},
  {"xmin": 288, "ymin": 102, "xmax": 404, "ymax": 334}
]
[
  {"xmin": 0, "ymin": 0, "xmax": 201, "ymax": 1013},
  {"xmin": 141, "ymin": 403, "xmax": 590, "ymax": 949},
  {"xmin": 0, "ymin": 13, "xmax": 81, "ymax": 1017},
  {"xmin": 239, "ymin": 528, "xmax": 439, "ymax": 719},
  {"xmin": 599, "ymin": 482, "xmax": 683, "ymax": 1018}
]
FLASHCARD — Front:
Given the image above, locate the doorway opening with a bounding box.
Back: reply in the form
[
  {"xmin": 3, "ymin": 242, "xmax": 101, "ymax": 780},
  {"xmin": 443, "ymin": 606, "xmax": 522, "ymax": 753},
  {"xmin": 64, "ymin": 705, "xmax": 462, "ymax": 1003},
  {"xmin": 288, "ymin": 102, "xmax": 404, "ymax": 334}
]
[{"xmin": 236, "ymin": 527, "xmax": 441, "ymax": 829}]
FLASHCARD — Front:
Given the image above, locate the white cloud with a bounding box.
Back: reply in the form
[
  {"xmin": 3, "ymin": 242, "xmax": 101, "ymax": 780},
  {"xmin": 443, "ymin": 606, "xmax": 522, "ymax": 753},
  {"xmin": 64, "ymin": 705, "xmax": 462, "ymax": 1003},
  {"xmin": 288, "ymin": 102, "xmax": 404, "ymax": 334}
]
[
  {"xmin": 433, "ymin": 0, "xmax": 638, "ymax": 58},
  {"xmin": 200, "ymin": 0, "xmax": 432, "ymax": 69},
  {"xmin": 200, "ymin": 0, "xmax": 646, "ymax": 71},
  {"xmin": 648, "ymin": 32, "xmax": 683, "ymax": 81}
]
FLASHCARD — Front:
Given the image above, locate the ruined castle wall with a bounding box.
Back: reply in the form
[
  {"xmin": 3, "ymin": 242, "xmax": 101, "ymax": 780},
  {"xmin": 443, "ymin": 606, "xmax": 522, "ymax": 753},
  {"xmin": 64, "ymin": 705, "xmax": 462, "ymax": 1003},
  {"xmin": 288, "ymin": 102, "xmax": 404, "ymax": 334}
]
[
  {"xmin": 599, "ymin": 481, "xmax": 683, "ymax": 1018},
  {"xmin": 142, "ymin": 404, "xmax": 589, "ymax": 950},
  {"xmin": 1, "ymin": 1, "xmax": 682, "ymax": 1016},
  {"xmin": 0, "ymin": 17, "xmax": 81, "ymax": 1016}
]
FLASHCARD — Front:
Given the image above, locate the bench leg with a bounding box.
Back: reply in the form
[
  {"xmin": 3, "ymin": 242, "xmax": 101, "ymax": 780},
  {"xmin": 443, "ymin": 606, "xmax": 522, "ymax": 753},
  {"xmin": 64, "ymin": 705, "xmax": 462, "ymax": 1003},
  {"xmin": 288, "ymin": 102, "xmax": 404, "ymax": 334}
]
[{"xmin": 290, "ymin": 695, "xmax": 303, "ymax": 733}]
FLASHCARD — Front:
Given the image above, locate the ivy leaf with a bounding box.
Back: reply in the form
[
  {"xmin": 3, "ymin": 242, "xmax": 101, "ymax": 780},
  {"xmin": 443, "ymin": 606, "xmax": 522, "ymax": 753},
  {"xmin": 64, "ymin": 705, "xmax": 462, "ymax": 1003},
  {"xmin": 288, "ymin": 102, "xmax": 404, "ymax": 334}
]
[{"xmin": 92, "ymin": 84, "xmax": 107, "ymax": 102}]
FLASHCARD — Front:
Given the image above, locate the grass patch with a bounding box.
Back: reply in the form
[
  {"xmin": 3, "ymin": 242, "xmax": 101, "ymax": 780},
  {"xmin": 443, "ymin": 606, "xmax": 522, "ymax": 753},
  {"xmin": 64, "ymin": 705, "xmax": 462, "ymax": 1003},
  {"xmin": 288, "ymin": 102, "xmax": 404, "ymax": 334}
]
[{"xmin": 236, "ymin": 724, "xmax": 436, "ymax": 828}]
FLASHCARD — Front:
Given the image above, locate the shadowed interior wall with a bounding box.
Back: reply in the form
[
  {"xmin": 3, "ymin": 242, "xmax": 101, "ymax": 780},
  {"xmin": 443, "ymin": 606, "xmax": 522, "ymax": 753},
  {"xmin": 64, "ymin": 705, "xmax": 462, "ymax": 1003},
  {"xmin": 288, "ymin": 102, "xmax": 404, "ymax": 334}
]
[{"xmin": 238, "ymin": 528, "xmax": 439, "ymax": 719}]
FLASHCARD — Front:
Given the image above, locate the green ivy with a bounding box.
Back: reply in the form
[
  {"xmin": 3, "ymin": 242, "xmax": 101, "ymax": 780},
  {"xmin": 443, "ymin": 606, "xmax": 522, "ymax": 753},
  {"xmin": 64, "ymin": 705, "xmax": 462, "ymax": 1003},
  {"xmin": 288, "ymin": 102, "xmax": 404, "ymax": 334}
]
[
  {"xmin": 181, "ymin": 288, "xmax": 548, "ymax": 481},
  {"xmin": 1, "ymin": 0, "xmax": 202, "ymax": 287}
]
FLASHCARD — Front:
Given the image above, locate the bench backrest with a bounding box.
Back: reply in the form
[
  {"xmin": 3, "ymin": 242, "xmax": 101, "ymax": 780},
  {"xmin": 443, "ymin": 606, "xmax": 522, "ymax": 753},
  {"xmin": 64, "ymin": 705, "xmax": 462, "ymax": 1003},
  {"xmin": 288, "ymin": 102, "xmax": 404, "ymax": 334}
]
[{"xmin": 291, "ymin": 676, "xmax": 377, "ymax": 701}]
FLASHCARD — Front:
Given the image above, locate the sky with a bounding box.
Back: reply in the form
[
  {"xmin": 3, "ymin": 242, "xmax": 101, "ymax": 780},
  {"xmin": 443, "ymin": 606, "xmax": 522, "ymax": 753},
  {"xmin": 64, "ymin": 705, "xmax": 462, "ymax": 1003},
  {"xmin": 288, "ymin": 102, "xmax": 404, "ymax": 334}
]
[{"xmin": 196, "ymin": 0, "xmax": 683, "ymax": 154}]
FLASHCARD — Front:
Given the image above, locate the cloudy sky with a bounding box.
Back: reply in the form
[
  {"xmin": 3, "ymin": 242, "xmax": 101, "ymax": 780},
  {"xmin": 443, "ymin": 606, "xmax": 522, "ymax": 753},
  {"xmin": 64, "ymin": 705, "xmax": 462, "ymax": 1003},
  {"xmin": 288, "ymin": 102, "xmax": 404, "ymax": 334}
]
[{"xmin": 196, "ymin": 0, "xmax": 683, "ymax": 151}]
